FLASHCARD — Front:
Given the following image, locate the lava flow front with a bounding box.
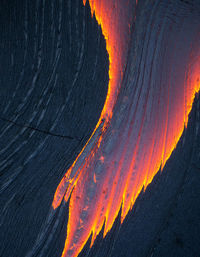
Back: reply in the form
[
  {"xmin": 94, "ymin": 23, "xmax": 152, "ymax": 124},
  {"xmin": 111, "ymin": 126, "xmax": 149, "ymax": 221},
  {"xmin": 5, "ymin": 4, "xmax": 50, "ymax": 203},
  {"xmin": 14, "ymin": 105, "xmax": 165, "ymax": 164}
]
[{"xmin": 52, "ymin": 1, "xmax": 200, "ymax": 257}]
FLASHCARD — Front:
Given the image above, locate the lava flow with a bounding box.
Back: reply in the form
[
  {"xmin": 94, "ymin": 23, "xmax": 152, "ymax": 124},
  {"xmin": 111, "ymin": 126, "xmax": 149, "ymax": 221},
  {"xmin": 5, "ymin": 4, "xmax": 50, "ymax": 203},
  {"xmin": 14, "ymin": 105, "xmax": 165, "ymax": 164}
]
[{"xmin": 52, "ymin": 1, "xmax": 200, "ymax": 257}]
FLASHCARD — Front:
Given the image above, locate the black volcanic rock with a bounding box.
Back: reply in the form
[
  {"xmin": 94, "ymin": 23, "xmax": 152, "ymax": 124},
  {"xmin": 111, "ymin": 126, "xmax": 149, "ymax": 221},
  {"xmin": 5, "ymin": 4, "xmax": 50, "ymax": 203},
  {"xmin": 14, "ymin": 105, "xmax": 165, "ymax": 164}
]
[{"xmin": 0, "ymin": 1, "xmax": 108, "ymax": 257}]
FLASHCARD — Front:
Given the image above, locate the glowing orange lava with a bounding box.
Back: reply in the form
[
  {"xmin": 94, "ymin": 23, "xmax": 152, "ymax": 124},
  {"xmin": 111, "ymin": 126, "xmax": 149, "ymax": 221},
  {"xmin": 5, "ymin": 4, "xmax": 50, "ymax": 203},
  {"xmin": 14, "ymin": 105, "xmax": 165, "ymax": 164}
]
[
  {"xmin": 52, "ymin": 0, "xmax": 131, "ymax": 210},
  {"xmin": 52, "ymin": 1, "xmax": 132, "ymax": 256},
  {"xmin": 52, "ymin": 1, "xmax": 200, "ymax": 257}
]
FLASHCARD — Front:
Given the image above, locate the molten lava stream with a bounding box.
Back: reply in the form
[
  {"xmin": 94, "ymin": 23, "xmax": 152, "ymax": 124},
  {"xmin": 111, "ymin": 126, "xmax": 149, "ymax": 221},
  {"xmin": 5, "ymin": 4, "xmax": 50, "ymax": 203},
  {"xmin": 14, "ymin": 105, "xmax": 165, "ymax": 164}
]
[
  {"xmin": 52, "ymin": 1, "xmax": 200, "ymax": 257},
  {"xmin": 52, "ymin": 0, "xmax": 134, "ymax": 256}
]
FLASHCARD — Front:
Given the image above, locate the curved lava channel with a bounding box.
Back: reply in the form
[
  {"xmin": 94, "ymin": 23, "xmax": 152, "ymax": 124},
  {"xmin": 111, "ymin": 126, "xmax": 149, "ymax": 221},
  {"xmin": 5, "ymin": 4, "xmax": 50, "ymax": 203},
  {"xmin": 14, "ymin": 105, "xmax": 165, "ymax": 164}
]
[{"xmin": 52, "ymin": 1, "xmax": 200, "ymax": 257}]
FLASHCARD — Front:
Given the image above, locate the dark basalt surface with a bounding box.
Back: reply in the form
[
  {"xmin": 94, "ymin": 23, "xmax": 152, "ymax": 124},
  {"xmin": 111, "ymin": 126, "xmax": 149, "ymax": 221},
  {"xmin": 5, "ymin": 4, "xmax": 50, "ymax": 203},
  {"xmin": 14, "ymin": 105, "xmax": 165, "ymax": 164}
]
[
  {"xmin": 0, "ymin": 0, "xmax": 200, "ymax": 257},
  {"xmin": 0, "ymin": 1, "xmax": 108, "ymax": 256}
]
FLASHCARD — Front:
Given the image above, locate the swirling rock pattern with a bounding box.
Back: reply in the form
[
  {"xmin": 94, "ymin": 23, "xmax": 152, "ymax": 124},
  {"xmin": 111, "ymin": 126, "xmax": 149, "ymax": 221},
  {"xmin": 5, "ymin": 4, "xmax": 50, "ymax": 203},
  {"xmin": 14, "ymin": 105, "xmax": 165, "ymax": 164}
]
[
  {"xmin": 0, "ymin": 1, "xmax": 108, "ymax": 256},
  {"xmin": 0, "ymin": 1, "xmax": 200, "ymax": 257}
]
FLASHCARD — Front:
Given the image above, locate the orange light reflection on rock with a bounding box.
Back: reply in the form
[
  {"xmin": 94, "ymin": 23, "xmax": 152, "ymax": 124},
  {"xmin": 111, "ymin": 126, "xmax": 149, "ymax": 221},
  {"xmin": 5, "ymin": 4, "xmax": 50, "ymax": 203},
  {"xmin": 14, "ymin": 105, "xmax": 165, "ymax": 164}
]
[
  {"xmin": 53, "ymin": 1, "xmax": 132, "ymax": 256},
  {"xmin": 52, "ymin": 1, "xmax": 200, "ymax": 257}
]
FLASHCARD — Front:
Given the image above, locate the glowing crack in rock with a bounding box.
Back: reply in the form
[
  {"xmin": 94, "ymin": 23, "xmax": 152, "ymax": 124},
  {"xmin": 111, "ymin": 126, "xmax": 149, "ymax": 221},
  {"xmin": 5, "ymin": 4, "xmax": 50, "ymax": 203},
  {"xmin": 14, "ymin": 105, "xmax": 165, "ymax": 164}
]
[{"xmin": 52, "ymin": 1, "xmax": 200, "ymax": 257}]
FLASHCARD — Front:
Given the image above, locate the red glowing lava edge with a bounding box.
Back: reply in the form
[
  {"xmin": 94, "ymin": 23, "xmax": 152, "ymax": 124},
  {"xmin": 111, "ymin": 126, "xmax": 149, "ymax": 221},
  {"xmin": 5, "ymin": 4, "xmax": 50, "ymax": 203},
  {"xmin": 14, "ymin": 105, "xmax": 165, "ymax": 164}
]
[{"xmin": 52, "ymin": 1, "xmax": 200, "ymax": 257}]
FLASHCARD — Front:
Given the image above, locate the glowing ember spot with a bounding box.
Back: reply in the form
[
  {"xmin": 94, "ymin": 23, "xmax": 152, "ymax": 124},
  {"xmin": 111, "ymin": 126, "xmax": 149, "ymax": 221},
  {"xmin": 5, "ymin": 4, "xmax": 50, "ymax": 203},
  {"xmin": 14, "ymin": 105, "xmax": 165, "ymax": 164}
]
[{"xmin": 52, "ymin": 1, "xmax": 200, "ymax": 257}]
